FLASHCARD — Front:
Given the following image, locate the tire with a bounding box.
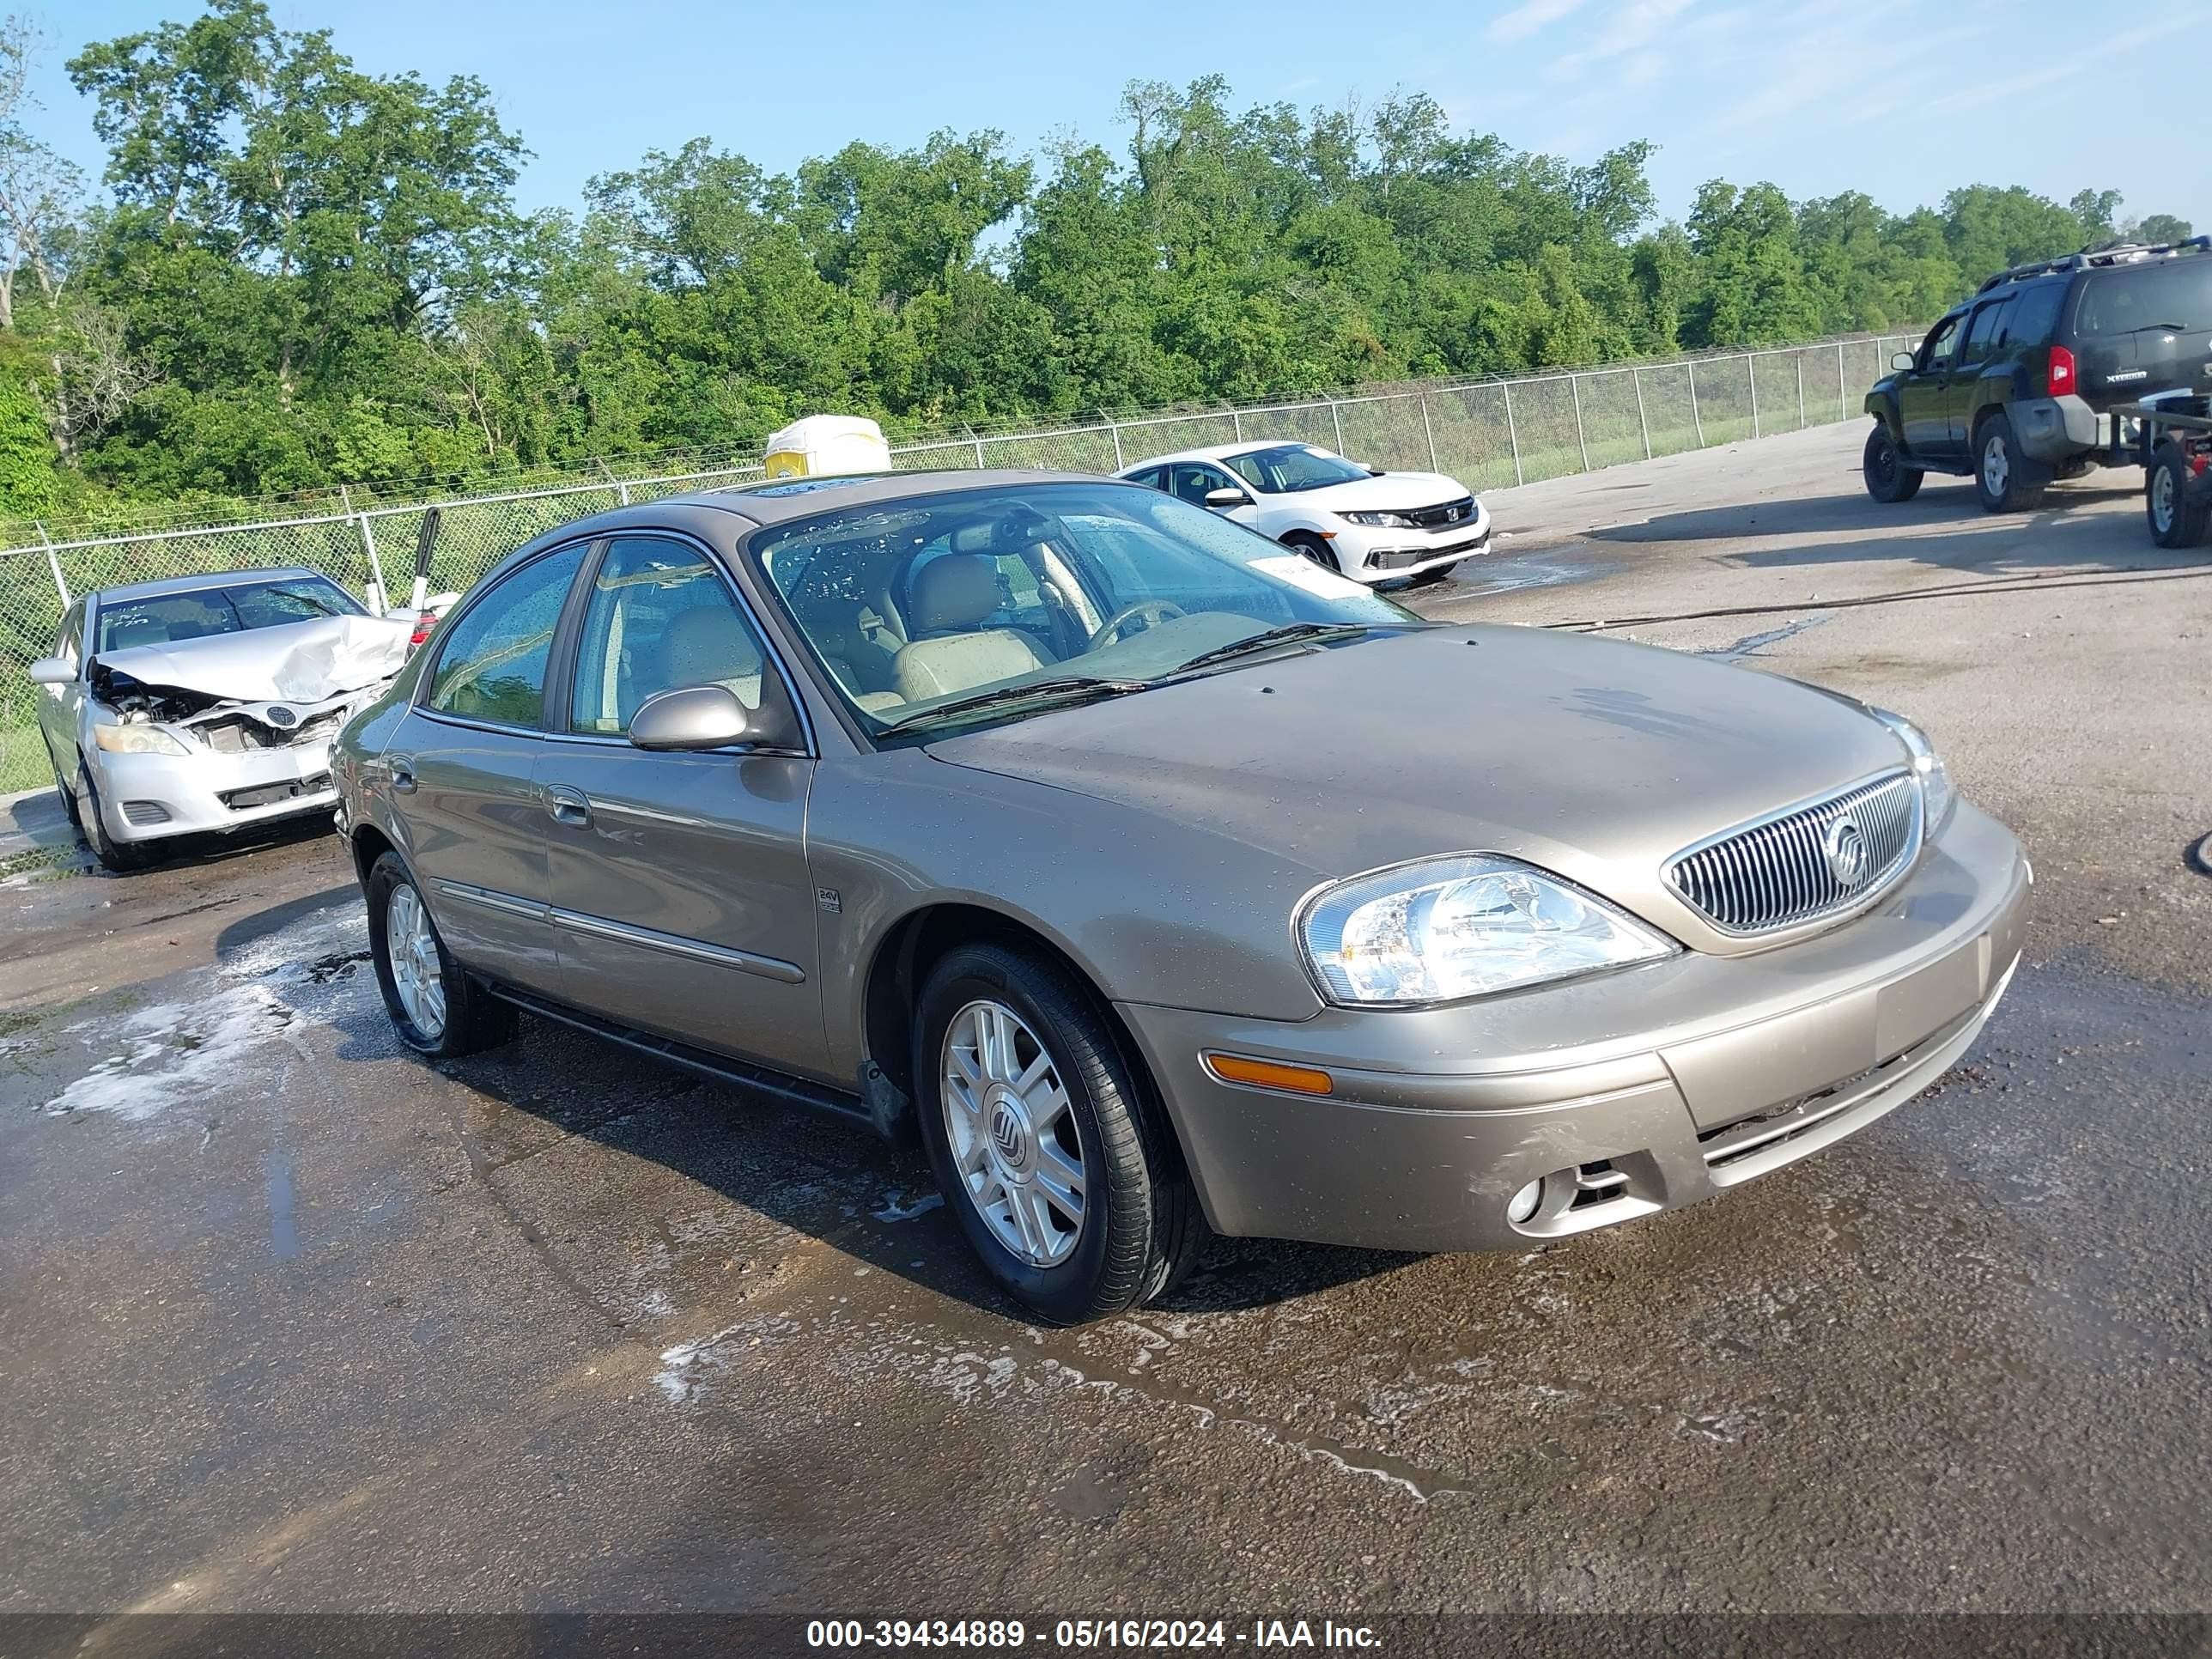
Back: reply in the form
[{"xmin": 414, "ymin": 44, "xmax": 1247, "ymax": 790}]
[
  {"xmin": 1972, "ymin": 411, "xmax": 2047, "ymax": 513},
  {"xmin": 2147, "ymin": 443, "xmax": 2212, "ymax": 549},
  {"xmin": 76, "ymin": 763, "xmax": 152, "ymax": 873},
  {"xmin": 1280, "ymin": 532, "xmax": 1341, "ymax": 572},
  {"xmin": 366, "ymin": 851, "xmax": 517, "ymax": 1058},
  {"xmin": 914, "ymin": 942, "xmax": 1201, "ymax": 1325},
  {"xmin": 1862, "ymin": 423, "xmax": 1923, "ymax": 503},
  {"xmin": 52, "ymin": 757, "xmax": 82, "ymax": 833}
]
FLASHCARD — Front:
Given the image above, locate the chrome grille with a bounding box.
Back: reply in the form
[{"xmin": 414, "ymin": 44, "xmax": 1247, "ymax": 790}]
[{"xmin": 1664, "ymin": 771, "xmax": 1921, "ymax": 935}]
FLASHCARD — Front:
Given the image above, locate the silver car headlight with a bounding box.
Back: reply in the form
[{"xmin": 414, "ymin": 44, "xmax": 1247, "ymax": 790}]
[
  {"xmin": 91, "ymin": 720, "xmax": 189, "ymax": 757},
  {"xmin": 1299, "ymin": 854, "xmax": 1678, "ymax": 1006},
  {"xmin": 1870, "ymin": 708, "xmax": 1954, "ymax": 833}
]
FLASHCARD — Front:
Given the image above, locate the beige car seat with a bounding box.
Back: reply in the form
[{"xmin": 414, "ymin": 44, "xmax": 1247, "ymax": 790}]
[{"xmin": 892, "ymin": 556, "xmax": 1047, "ymax": 702}]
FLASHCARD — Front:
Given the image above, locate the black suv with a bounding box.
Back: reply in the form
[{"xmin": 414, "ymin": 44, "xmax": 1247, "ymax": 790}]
[{"xmin": 1863, "ymin": 236, "xmax": 2212, "ymax": 511}]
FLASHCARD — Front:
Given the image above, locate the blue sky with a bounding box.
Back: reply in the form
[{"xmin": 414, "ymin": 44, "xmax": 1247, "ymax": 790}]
[{"xmin": 21, "ymin": 0, "xmax": 2209, "ymax": 238}]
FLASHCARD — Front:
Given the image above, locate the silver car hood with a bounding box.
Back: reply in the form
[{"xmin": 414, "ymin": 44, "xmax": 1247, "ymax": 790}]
[
  {"xmin": 1259, "ymin": 471, "xmax": 1468, "ymax": 512},
  {"xmin": 92, "ymin": 614, "xmax": 413, "ymax": 705},
  {"xmin": 926, "ymin": 624, "xmax": 1908, "ymax": 945}
]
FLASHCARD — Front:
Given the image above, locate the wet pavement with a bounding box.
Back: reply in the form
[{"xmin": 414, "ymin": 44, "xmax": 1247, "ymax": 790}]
[{"xmin": 3, "ymin": 422, "xmax": 2209, "ymax": 1623}]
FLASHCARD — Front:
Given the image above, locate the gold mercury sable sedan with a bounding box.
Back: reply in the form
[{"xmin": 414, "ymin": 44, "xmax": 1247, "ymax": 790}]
[{"xmin": 332, "ymin": 471, "xmax": 2029, "ymax": 1324}]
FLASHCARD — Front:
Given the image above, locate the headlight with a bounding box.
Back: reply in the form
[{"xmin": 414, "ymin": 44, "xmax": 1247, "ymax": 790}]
[
  {"xmin": 1869, "ymin": 708, "xmax": 1954, "ymax": 832},
  {"xmin": 1340, "ymin": 509, "xmax": 1415, "ymax": 528},
  {"xmin": 1299, "ymin": 854, "xmax": 1678, "ymax": 1006},
  {"xmin": 91, "ymin": 720, "xmax": 189, "ymax": 757}
]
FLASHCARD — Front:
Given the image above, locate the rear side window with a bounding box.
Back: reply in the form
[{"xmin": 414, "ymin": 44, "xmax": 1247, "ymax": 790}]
[
  {"xmin": 2006, "ymin": 283, "xmax": 2065, "ymax": 349},
  {"xmin": 427, "ymin": 544, "xmax": 588, "ymax": 727},
  {"xmin": 1960, "ymin": 300, "xmax": 2013, "ymax": 366},
  {"xmin": 2072, "ymin": 261, "xmax": 2212, "ymax": 338}
]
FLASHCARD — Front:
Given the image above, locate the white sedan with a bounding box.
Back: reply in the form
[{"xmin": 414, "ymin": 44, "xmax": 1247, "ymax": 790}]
[{"xmin": 1116, "ymin": 441, "xmax": 1492, "ymax": 585}]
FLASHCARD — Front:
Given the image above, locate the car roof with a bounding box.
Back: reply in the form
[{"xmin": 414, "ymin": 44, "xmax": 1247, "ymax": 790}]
[
  {"xmin": 682, "ymin": 469, "xmax": 1140, "ymax": 527},
  {"xmin": 92, "ymin": 566, "xmax": 329, "ymax": 606},
  {"xmin": 1114, "ymin": 440, "xmax": 1323, "ymax": 473}
]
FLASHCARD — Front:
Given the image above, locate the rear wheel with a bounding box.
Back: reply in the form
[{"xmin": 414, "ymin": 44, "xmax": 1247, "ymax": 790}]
[
  {"xmin": 1862, "ymin": 423, "xmax": 1923, "ymax": 503},
  {"xmin": 1973, "ymin": 412, "xmax": 2047, "ymax": 513},
  {"xmin": 76, "ymin": 763, "xmax": 151, "ymax": 873},
  {"xmin": 366, "ymin": 851, "xmax": 517, "ymax": 1058},
  {"xmin": 2147, "ymin": 443, "xmax": 2211, "ymax": 549},
  {"xmin": 1280, "ymin": 531, "xmax": 1340, "ymax": 571},
  {"xmin": 914, "ymin": 942, "xmax": 1200, "ymax": 1325}
]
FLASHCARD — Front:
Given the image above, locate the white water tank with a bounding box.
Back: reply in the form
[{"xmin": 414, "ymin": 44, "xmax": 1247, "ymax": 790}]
[{"xmin": 761, "ymin": 415, "xmax": 892, "ymax": 479}]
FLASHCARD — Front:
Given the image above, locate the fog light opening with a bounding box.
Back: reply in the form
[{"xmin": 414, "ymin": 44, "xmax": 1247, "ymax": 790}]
[{"xmin": 1506, "ymin": 1179, "xmax": 1544, "ymax": 1224}]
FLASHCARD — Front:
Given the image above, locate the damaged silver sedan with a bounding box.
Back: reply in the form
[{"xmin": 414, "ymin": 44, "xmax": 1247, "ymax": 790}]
[{"xmin": 28, "ymin": 567, "xmax": 412, "ymax": 871}]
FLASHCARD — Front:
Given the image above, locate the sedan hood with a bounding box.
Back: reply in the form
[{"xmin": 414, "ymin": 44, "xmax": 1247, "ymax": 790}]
[
  {"xmin": 90, "ymin": 614, "xmax": 413, "ymax": 706},
  {"xmin": 1266, "ymin": 471, "xmax": 1469, "ymax": 512},
  {"xmin": 926, "ymin": 624, "xmax": 1908, "ymax": 950}
]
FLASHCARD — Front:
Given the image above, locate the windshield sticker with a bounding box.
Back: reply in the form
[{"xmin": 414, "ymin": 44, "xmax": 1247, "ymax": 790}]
[{"xmin": 1250, "ymin": 554, "xmax": 1371, "ymax": 598}]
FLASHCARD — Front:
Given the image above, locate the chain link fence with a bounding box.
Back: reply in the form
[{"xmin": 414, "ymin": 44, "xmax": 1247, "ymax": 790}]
[{"xmin": 0, "ymin": 331, "xmax": 1917, "ymax": 796}]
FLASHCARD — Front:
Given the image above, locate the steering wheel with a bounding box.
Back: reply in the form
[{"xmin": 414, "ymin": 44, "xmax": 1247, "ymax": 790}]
[{"xmin": 1087, "ymin": 599, "xmax": 1186, "ymax": 651}]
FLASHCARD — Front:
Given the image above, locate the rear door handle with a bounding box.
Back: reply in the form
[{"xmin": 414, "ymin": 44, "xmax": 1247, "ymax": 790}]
[
  {"xmin": 388, "ymin": 757, "xmax": 416, "ymax": 793},
  {"xmin": 545, "ymin": 785, "xmax": 592, "ymax": 829}
]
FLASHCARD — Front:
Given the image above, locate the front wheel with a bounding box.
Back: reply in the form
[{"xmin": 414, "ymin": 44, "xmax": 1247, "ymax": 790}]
[
  {"xmin": 1973, "ymin": 412, "xmax": 2047, "ymax": 513},
  {"xmin": 1280, "ymin": 532, "xmax": 1340, "ymax": 572},
  {"xmin": 366, "ymin": 851, "xmax": 517, "ymax": 1058},
  {"xmin": 915, "ymin": 943, "xmax": 1200, "ymax": 1325},
  {"xmin": 2148, "ymin": 444, "xmax": 2212, "ymax": 549},
  {"xmin": 1862, "ymin": 423, "xmax": 1923, "ymax": 503},
  {"xmin": 76, "ymin": 764, "xmax": 151, "ymax": 873}
]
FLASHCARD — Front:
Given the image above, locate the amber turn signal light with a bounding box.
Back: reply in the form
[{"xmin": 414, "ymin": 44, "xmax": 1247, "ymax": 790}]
[{"xmin": 1202, "ymin": 1052, "xmax": 1334, "ymax": 1096}]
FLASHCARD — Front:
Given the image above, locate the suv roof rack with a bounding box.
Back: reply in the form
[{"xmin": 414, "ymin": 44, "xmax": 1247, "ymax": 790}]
[{"xmin": 1977, "ymin": 235, "xmax": 2212, "ymax": 293}]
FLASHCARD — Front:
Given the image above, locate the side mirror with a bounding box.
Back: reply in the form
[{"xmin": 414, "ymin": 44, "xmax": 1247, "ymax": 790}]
[
  {"xmin": 1202, "ymin": 487, "xmax": 1250, "ymax": 510},
  {"xmin": 1891, "ymin": 351, "xmax": 1917, "ymax": 372},
  {"xmin": 629, "ymin": 684, "xmax": 754, "ymax": 751},
  {"xmin": 27, "ymin": 656, "xmax": 73, "ymax": 686}
]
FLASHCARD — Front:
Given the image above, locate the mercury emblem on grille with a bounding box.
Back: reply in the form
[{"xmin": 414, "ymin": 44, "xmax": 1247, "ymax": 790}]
[{"xmin": 1823, "ymin": 815, "xmax": 1870, "ymax": 886}]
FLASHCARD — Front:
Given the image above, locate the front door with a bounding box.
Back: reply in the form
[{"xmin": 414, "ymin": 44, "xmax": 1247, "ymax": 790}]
[
  {"xmin": 36, "ymin": 601, "xmax": 85, "ymax": 782},
  {"xmin": 1899, "ymin": 314, "xmax": 1962, "ymax": 460},
  {"xmin": 538, "ymin": 534, "xmax": 827, "ymax": 1083},
  {"xmin": 394, "ymin": 540, "xmax": 591, "ymax": 998}
]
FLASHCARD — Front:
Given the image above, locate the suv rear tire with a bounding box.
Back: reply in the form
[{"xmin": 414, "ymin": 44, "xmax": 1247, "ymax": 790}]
[
  {"xmin": 1863, "ymin": 424, "xmax": 1923, "ymax": 503},
  {"xmin": 914, "ymin": 942, "xmax": 1201, "ymax": 1325},
  {"xmin": 1972, "ymin": 412, "xmax": 2047, "ymax": 513},
  {"xmin": 2148, "ymin": 443, "xmax": 2211, "ymax": 549}
]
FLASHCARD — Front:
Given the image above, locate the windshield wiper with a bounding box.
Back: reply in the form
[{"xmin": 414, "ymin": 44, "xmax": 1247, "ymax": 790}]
[
  {"xmin": 2121, "ymin": 322, "xmax": 2189, "ymax": 334},
  {"xmin": 1168, "ymin": 622, "xmax": 1374, "ymax": 676},
  {"xmin": 878, "ymin": 675, "xmax": 1151, "ymax": 733}
]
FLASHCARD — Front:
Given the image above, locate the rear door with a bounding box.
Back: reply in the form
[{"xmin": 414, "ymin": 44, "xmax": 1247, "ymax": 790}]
[
  {"xmin": 2068, "ymin": 258, "xmax": 2212, "ymax": 405},
  {"xmin": 1899, "ymin": 314, "xmax": 1962, "ymax": 459},
  {"xmin": 389, "ymin": 540, "xmax": 592, "ymax": 997},
  {"xmin": 538, "ymin": 533, "xmax": 828, "ymax": 1081},
  {"xmin": 1948, "ymin": 296, "xmax": 2013, "ymax": 448}
]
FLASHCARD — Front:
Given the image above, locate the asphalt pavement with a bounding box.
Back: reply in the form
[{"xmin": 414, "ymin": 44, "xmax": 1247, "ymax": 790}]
[{"xmin": 3, "ymin": 422, "xmax": 2208, "ymax": 1634}]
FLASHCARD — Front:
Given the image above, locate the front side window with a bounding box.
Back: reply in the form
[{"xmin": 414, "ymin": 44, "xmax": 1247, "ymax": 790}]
[
  {"xmin": 1221, "ymin": 445, "xmax": 1371, "ymax": 493},
  {"xmin": 426, "ymin": 544, "xmax": 588, "ymax": 727},
  {"xmin": 569, "ymin": 537, "xmax": 769, "ymax": 735},
  {"xmin": 92, "ymin": 574, "xmax": 366, "ymax": 654},
  {"xmin": 752, "ymin": 482, "xmax": 1417, "ymax": 739},
  {"xmin": 1920, "ymin": 315, "xmax": 1960, "ymax": 370}
]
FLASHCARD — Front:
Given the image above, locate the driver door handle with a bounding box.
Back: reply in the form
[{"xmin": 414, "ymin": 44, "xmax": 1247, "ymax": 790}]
[{"xmin": 545, "ymin": 785, "xmax": 592, "ymax": 829}]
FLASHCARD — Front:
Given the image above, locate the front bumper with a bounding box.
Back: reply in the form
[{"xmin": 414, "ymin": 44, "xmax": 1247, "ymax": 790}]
[
  {"xmin": 90, "ymin": 740, "xmax": 342, "ymax": 844},
  {"xmin": 1340, "ymin": 517, "xmax": 1492, "ymax": 581},
  {"xmin": 1118, "ymin": 803, "xmax": 2029, "ymax": 1253}
]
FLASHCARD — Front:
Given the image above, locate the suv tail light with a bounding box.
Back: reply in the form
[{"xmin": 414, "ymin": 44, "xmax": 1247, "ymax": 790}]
[
  {"xmin": 2048, "ymin": 343, "xmax": 2076, "ymax": 396},
  {"xmin": 407, "ymin": 610, "xmax": 439, "ymax": 651}
]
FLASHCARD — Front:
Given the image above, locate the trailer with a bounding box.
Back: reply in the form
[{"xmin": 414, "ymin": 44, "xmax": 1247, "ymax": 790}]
[{"xmin": 2139, "ymin": 393, "xmax": 2212, "ymax": 549}]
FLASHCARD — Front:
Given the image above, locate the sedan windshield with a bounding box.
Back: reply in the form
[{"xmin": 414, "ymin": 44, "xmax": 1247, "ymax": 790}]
[
  {"xmin": 752, "ymin": 481, "xmax": 1418, "ymax": 738},
  {"xmin": 1220, "ymin": 445, "xmax": 1375, "ymax": 493},
  {"xmin": 94, "ymin": 576, "xmax": 365, "ymax": 653}
]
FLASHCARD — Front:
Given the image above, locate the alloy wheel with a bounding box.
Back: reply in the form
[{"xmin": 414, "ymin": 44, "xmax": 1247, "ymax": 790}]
[
  {"xmin": 939, "ymin": 999, "xmax": 1085, "ymax": 1267},
  {"xmin": 2152, "ymin": 465, "xmax": 2176, "ymax": 536},
  {"xmin": 1982, "ymin": 433, "xmax": 2009, "ymax": 498},
  {"xmin": 386, "ymin": 883, "xmax": 447, "ymax": 1040}
]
